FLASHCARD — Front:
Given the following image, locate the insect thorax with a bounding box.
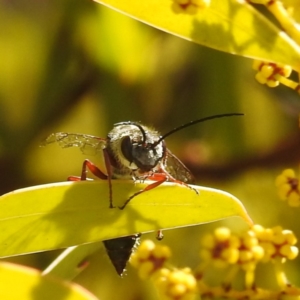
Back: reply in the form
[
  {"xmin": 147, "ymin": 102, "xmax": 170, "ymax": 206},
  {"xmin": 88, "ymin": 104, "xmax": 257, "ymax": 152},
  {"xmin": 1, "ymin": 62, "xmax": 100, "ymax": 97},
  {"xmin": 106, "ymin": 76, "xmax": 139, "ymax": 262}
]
[{"xmin": 106, "ymin": 123, "xmax": 165, "ymax": 176}]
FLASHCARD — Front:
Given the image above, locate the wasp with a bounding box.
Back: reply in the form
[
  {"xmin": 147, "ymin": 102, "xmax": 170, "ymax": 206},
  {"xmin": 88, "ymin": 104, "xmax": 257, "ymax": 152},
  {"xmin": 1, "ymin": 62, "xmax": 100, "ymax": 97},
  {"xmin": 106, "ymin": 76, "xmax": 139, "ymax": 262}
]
[
  {"xmin": 42, "ymin": 113, "xmax": 243, "ymax": 275},
  {"xmin": 43, "ymin": 113, "xmax": 243, "ymax": 209}
]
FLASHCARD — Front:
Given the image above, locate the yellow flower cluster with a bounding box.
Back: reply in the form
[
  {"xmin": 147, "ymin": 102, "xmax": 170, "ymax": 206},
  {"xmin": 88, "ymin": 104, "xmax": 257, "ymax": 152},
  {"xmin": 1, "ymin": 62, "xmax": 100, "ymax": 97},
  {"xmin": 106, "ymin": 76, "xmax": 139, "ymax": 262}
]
[
  {"xmin": 130, "ymin": 240, "xmax": 171, "ymax": 279},
  {"xmin": 250, "ymin": 0, "xmax": 300, "ymax": 94},
  {"xmin": 198, "ymin": 225, "xmax": 298, "ymax": 288},
  {"xmin": 131, "ymin": 240, "xmax": 196, "ymax": 300},
  {"xmin": 200, "ymin": 226, "xmax": 298, "ymax": 266},
  {"xmin": 153, "ymin": 268, "xmax": 197, "ymax": 300},
  {"xmin": 275, "ymin": 169, "xmax": 300, "ymax": 207},
  {"xmin": 199, "ymin": 227, "xmax": 264, "ymax": 271},
  {"xmin": 172, "ymin": 0, "xmax": 210, "ymax": 15},
  {"xmin": 252, "ymin": 225, "xmax": 298, "ymax": 261},
  {"xmin": 252, "ymin": 60, "xmax": 292, "ymax": 88},
  {"xmin": 131, "ymin": 225, "xmax": 299, "ymax": 299}
]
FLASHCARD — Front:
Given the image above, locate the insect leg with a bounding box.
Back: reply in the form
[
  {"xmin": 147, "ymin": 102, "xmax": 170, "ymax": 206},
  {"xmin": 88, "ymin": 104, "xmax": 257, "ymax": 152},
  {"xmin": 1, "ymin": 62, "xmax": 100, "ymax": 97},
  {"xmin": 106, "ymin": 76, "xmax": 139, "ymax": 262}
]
[
  {"xmin": 118, "ymin": 174, "xmax": 168, "ymax": 210},
  {"xmin": 81, "ymin": 159, "xmax": 108, "ymax": 180},
  {"xmin": 151, "ymin": 168, "xmax": 199, "ymax": 195},
  {"xmin": 67, "ymin": 159, "xmax": 107, "ymax": 181},
  {"xmin": 68, "ymin": 159, "xmax": 115, "ymax": 208},
  {"xmin": 102, "ymin": 149, "xmax": 114, "ymax": 208}
]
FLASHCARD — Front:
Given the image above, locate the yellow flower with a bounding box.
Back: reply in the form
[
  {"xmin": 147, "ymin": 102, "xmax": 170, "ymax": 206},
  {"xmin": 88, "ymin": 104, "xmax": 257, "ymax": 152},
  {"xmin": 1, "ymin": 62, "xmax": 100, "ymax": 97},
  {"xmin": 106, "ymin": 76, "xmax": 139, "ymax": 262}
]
[
  {"xmin": 154, "ymin": 268, "xmax": 197, "ymax": 300},
  {"xmin": 275, "ymin": 169, "xmax": 300, "ymax": 207},
  {"xmin": 130, "ymin": 240, "xmax": 171, "ymax": 279}
]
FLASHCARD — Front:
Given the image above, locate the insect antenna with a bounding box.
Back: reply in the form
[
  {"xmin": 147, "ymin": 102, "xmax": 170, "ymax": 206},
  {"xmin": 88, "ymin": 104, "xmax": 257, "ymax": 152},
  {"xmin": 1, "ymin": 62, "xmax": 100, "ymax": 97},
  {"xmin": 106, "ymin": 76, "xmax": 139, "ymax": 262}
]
[
  {"xmin": 152, "ymin": 113, "xmax": 244, "ymax": 147},
  {"xmin": 114, "ymin": 121, "xmax": 147, "ymax": 144}
]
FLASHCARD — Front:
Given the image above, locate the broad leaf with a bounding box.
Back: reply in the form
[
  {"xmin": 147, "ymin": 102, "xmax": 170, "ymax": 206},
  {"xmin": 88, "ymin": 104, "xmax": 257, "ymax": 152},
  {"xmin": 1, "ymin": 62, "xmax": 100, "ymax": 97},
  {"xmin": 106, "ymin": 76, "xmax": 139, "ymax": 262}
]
[
  {"xmin": 94, "ymin": 0, "xmax": 300, "ymax": 71},
  {"xmin": 0, "ymin": 262, "xmax": 98, "ymax": 300},
  {"xmin": 42, "ymin": 243, "xmax": 103, "ymax": 280},
  {"xmin": 0, "ymin": 181, "xmax": 252, "ymax": 257}
]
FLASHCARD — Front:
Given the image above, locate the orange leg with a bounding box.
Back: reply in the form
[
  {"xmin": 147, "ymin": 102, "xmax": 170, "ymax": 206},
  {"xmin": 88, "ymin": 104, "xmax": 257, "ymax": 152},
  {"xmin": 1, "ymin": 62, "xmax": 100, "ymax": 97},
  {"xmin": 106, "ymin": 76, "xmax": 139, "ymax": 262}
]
[
  {"xmin": 147, "ymin": 169, "xmax": 199, "ymax": 194},
  {"xmin": 119, "ymin": 170, "xmax": 198, "ymax": 210},
  {"xmin": 67, "ymin": 159, "xmax": 108, "ymax": 181},
  {"xmin": 68, "ymin": 149, "xmax": 115, "ymax": 208},
  {"xmin": 148, "ymin": 172, "xmax": 198, "ymax": 194},
  {"xmin": 118, "ymin": 174, "xmax": 168, "ymax": 210}
]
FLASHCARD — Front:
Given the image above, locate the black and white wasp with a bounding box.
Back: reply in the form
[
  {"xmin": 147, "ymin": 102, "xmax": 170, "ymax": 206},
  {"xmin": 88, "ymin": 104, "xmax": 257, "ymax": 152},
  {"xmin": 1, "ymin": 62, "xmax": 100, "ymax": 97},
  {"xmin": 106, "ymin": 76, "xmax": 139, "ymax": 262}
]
[{"xmin": 42, "ymin": 113, "xmax": 243, "ymax": 275}]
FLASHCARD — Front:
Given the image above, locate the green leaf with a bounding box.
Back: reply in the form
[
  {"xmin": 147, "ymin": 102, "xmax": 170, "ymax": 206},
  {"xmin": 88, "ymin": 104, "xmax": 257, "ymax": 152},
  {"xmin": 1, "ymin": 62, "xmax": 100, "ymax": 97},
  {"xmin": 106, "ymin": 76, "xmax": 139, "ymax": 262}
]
[
  {"xmin": 93, "ymin": 0, "xmax": 300, "ymax": 71},
  {"xmin": 0, "ymin": 181, "xmax": 252, "ymax": 257},
  {"xmin": 0, "ymin": 262, "xmax": 98, "ymax": 300},
  {"xmin": 42, "ymin": 243, "xmax": 103, "ymax": 280}
]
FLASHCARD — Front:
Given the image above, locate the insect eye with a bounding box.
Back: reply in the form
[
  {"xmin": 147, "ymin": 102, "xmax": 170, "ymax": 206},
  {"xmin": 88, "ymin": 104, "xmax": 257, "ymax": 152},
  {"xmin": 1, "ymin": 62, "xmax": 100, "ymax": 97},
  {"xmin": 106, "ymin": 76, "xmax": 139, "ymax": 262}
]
[{"xmin": 121, "ymin": 136, "xmax": 134, "ymax": 163}]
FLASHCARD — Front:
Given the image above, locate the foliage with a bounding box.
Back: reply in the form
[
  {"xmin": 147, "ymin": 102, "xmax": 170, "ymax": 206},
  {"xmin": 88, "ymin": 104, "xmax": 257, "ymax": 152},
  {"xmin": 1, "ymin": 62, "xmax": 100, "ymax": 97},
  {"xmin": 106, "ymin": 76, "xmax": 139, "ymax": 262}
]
[
  {"xmin": 0, "ymin": 0, "xmax": 299, "ymax": 299},
  {"xmin": 0, "ymin": 181, "xmax": 251, "ymax": 257}
]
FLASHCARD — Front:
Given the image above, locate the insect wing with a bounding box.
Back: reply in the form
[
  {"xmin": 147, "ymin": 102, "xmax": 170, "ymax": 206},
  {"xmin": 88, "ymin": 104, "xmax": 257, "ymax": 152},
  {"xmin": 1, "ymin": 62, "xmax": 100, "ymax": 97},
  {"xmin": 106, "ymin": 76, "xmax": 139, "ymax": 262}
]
[
  {"xmin": 165, "ymin": 149, "xmax": 195, "ymax": 184},
  {"xmin": 41, "ymin": 132, "xmax": 106, "ymax": 155}
]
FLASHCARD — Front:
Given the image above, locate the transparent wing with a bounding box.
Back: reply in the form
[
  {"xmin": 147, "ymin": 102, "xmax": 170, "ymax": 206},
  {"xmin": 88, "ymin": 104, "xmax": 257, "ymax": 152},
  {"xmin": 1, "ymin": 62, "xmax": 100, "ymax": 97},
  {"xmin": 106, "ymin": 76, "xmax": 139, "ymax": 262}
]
[
  {"xmin": 165, "ymin": 149, "xmax": 195, "ymax": 184},
  {"xmin": 41, "ymin": 132, "xmax": 107, "ymax": 156}
]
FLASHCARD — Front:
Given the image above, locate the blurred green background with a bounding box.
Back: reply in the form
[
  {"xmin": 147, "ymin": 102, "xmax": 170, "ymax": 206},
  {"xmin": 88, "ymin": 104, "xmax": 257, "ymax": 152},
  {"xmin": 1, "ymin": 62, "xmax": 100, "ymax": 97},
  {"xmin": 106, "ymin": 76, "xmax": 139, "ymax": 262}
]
[{"xmin": 1, "ymin": 0, "xmax": 300, "ymax": 299}]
